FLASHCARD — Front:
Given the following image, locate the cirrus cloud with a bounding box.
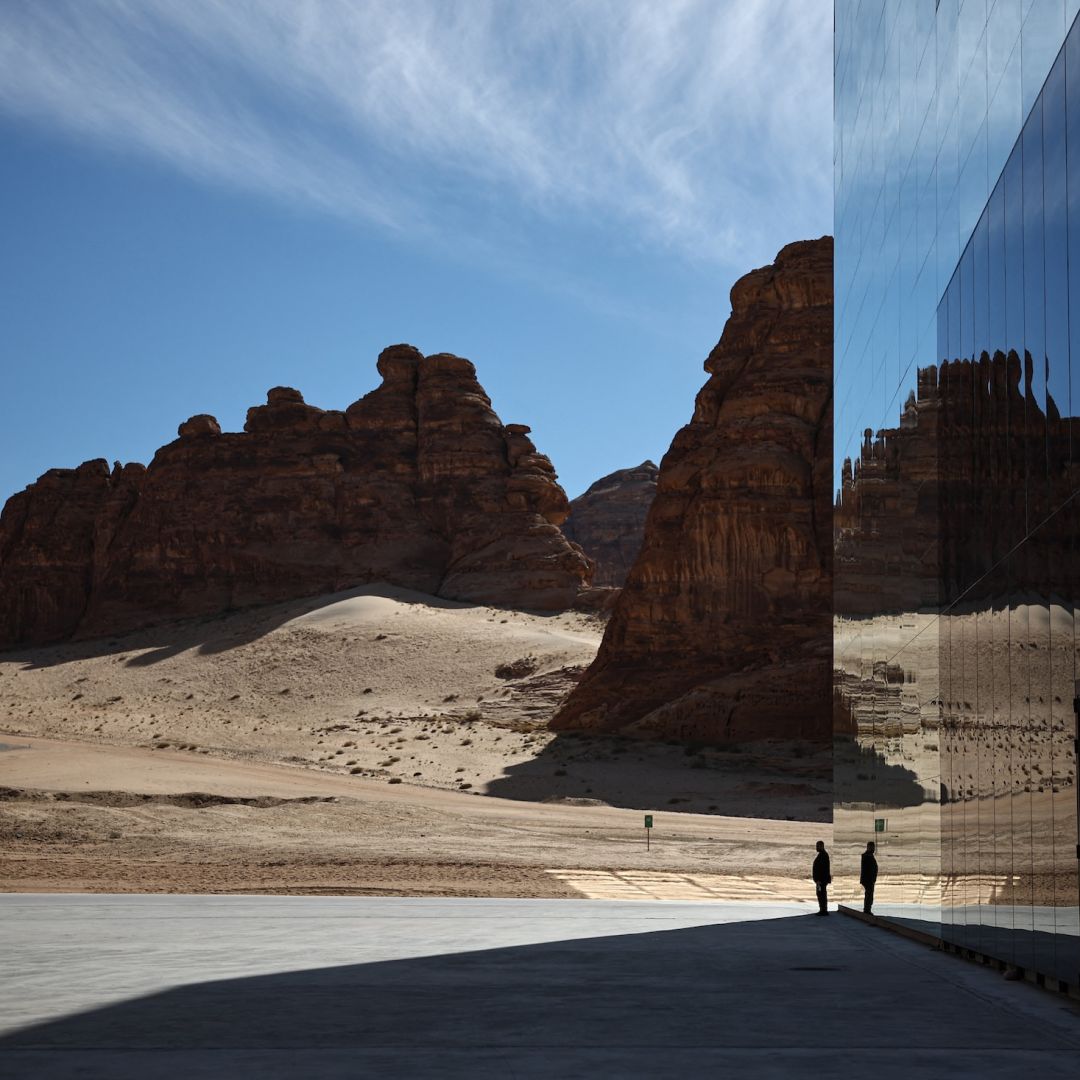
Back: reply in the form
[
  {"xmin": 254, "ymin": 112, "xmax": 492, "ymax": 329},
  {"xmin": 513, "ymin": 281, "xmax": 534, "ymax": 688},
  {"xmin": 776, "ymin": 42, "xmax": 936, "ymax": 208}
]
[{"xmin": 0, "ymin": 0, "xmax": 832, "ymax": 264}]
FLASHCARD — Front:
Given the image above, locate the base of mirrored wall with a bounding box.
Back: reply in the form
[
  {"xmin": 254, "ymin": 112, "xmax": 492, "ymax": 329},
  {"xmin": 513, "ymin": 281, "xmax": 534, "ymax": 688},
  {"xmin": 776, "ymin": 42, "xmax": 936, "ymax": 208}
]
[{"xmin": 838, "ymin": 905, "xmax": 1080, "ymax": 1000}]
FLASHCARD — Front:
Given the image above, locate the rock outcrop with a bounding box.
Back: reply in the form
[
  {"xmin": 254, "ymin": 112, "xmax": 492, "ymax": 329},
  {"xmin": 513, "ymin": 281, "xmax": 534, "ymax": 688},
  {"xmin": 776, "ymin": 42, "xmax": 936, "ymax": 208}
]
[
  {"xmin": 835, "ymin": 348, "xmax": 1080, "ymax": 621},
  {"xmin": 562, "ymin": 462, "xmax": 658, "ymax": 587},
  {"xmin": 833, "ymin": 375, "xmax": 942, "ymax": 620},
  {"xmin": 0, "ymin": 346, "xmax": 591, "ymax": 647},
  {"xmin": 553, "ymin": 238, "xmax": 834, "ymax": 743}
]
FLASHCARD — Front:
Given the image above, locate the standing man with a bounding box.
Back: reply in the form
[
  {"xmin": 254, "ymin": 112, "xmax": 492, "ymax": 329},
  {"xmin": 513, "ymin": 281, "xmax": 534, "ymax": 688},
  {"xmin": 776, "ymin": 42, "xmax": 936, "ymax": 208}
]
[
  {"xmin": 812, "ymin": 840, "xmax": 831, "ymax": 915},
  {"xmin": 860, "ymin": 841, "xmax": 878, "ymax": 914}
]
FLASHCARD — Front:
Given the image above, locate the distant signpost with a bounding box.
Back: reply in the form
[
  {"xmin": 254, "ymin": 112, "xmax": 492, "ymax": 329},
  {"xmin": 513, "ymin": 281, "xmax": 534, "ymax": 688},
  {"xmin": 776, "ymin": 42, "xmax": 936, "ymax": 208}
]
[
  {"xmin": 645, "ymin": 814, "xmax": 653, "ymax": 850},
  {"xmin": 874, "ymin": 818, "xmax": 886, "ymax": 833}
]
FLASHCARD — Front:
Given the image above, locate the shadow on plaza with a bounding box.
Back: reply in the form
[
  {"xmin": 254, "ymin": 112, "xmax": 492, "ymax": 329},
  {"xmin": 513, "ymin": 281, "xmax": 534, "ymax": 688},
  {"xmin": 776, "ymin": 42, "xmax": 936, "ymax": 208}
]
[
  {"xmin": 0, "ymin": 915, "xmax": 856, "ymax": 1056},
  {"xmin": 5, "ymin": 908, "xmax": 1075, "ymax": 1078}
]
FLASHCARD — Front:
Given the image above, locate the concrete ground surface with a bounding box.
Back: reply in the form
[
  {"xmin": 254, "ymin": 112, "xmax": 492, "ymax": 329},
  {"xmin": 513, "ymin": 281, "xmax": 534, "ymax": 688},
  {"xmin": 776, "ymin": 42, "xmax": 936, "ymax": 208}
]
[{"xmin": 1, "ymin": 895, "xmax": 1079, "ymax": 1078}]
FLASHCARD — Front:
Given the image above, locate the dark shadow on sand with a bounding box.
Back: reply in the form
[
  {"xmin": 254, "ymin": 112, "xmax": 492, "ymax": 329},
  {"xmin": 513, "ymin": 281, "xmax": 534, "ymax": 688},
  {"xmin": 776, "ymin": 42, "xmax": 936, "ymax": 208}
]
[
  {"xmin": 833, "ymin": 736, "xmax": 925, "ymax": 809},
  {"xmin": 485, "ymin": 734, "xmax": 833, "ymax": 821}
]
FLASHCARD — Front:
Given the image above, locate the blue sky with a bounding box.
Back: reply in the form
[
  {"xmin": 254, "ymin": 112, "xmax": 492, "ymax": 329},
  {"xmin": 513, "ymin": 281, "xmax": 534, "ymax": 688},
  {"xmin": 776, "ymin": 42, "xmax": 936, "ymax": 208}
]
[{"xmin": 0, "ymin": 0, "xmax": 831, "ymax": 503}]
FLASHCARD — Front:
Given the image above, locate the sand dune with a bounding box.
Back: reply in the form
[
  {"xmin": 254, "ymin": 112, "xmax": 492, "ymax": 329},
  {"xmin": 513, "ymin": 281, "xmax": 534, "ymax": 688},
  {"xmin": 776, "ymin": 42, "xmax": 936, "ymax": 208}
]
[
  {"xmin": 0, "ymin": 584, "xmax": 830, "ymax": 815},
  {"xmin": 0, "ymin": 585, "xmax": 597, "ymax": 788},
  {"xmin": 0, "ymin": 585, "xmax": 832, "ymax": 896}
]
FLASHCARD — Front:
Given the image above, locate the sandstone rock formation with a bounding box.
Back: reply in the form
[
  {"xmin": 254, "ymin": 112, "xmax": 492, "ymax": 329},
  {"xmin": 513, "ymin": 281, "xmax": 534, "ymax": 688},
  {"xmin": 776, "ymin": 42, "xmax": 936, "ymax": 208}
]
[
  {"xmin": 562, "ymin": 462, "xmax": 658, "ymax": 587},
  {"xmin": 833, "ymin": 374, "xmax": 941, "ymax": 620},
  {"xmin": 553, "ymin": 238, "xmax": 834, "ymax": 743},
  {"xmin": 0, "ymin": 346, "xmax": 591, "ymax": 648},
  {"xmin": 835, "ymin": 348, "xmax": 1080, "ymax": 620}
]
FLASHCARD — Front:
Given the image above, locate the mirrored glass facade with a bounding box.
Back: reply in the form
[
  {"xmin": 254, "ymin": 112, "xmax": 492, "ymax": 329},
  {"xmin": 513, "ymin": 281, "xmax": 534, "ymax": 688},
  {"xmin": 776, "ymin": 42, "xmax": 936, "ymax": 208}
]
[{"xmin": 835, "ymin": 0, "xmax": 1080, "ymax": 987}]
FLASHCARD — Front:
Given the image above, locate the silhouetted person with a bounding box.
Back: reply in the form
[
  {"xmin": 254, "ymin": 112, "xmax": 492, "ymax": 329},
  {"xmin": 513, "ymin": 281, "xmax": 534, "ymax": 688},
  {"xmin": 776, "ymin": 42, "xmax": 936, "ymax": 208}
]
[
  {"xmin": 812, "ymin": 840, "xmax": 831, "ymax": 915},
  {"xmin": 860, "ymin": 842, "xmax": 878, "ymax": 914}
]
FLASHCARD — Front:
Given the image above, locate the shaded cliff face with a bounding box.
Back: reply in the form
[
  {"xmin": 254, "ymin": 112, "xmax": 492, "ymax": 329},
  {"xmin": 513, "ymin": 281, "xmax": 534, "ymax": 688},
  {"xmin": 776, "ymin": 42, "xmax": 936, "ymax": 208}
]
[
  {"xmin": 834, "ymin": 348, "xmax": 1080, "ymax": 622},
  {"xmin": 833, "ymin": 373, "xmax": 941, "ymax": 621},
  {"xmin": 553, "ymin": 238, "xmax": 834, "ymax": 743},
  {"xmin": 0, "ymin": 345, "xmax": 591, "ymax": 648},
  {"xmin": 562, "ymin": 462, "xmax": 658, "ymax": 587}
]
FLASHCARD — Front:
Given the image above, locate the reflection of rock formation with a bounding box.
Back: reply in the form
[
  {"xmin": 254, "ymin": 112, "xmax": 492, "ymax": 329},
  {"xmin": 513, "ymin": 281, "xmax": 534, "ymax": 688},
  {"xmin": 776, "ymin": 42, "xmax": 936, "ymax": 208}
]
[
  {"xmin": 554, "ymin": 238, "xmax": 834, "ymax": 743},
  {"xmin": 836, "ymin": 349, "xmax": 1080, "ymax": 620},
  {"xmin": 834, "ymin": 374, "xmax": 940, "ymax": 617},
  {"xmin": 562, "ymin": 462, "xmax": 658, "ymax": 587},
  {"xmin": 935, "ymin": 350, "xmax": 1080, "ymax": 608},
  {"xmin": 833, "ymin": 346, "xmax": 1080, "ymax": 920},
  {"xmin": 0, "ymin": 346, "xmax": 592, "ymax": 647}
]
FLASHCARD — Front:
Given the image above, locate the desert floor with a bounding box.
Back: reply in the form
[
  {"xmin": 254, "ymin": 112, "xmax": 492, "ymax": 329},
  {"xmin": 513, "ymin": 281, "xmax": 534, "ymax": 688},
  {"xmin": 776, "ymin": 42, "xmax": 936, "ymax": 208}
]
[{"xmin": 0, "ymin": 585, "xmax": 832, "ymax": 898}]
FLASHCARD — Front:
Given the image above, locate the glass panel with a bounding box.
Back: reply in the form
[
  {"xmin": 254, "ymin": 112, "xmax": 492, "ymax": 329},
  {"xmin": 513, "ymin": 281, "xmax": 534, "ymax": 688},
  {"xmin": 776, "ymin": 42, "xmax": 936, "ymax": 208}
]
[
  {"xmin": 961, "ymin": 240, "xmax": 975, "ymax": 363},
  {"xmin": 1003, "ymin": 142, "xmax": 1026, "ymax": 556},
  {"xmin": 988, "ymin": 180, "xmax": 1006, "ymax": 369},
  {"xmin": 1043, "ymin": 54, "xmax": 1069, "ymax": 437},
  {"xmin": 1009, "ymin": 561, "xmax": 1036, "ymax": 973},
  {"xmin": 942, "ymin": 607, "xmax": 958, "ymax": 938},
  {"xmin": 988, "ymin": 0, "xmax": 1023, "ymax": 109},
  {"xmin": 1022, "ymin": 100, "xmax": 1047, "ymax": 529},
  {"xmin": 949, "ymin": 273, "xmax": 961, "ymax": 363},
  {"xmin": 836, "ymin": 0, "xmax": 1078, "ymax": 978},
  {"xmin": 1064, "ymin": 0, "xmax": 1080, "ymax": 981},
  {"xmin": 973, "ymin": 207, "xmax": 990, "ymax": 360},
  {"xmin": 1022, "ymin": 1, "xmax": 1066, "ymax": 118},
  {"xmin": 1068, "ymin": 18, "xmax": 1080, "ymax": 442},
  {"xmin": 990, "ymin": 41, "xmax": 1024, "ymax": 193},
  {"xmin": 992, "ymin": 563, "xmax": 1014, "ymax": 964},
  {"xmin": 1049, "ymin": 44, "xmax": 1079, "ymax": 982}
]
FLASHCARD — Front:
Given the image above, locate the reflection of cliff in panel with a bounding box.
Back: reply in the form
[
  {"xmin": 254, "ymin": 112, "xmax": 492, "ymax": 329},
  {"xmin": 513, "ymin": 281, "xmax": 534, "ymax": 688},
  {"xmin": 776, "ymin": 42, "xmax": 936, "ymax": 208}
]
[
  {"xmin": 0, "ymin": 346, "xmax": 592, "ymax": 648},
  {"xmin": 832, "ymin": 348, "xmax": 1080, "ymax": 951},
  {"xmin": 834, "ymin": 372, "xmax": 941, "ymax": 619},
  {"xmin": 833, "ymin": 0, "xmax": 1080, "ymax": 990},
  {"xmin": 832, "ymin": 379, "xmax": 941, "ymax": 911},
  {"xmin": 934, "ymin": 351, "xmax": 1080, "ymax": 607},
  {"xmin": 833, "ymin": 411, "xmax": 944, "ymax": 914},
  {"xmin": 933, "ymin": 349, "xmax": 1080, "ymax": 966}
]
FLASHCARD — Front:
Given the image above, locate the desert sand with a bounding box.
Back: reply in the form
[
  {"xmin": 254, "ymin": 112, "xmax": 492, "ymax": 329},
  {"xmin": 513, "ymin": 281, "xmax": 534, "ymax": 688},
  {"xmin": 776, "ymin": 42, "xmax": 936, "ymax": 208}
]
[{"xmin": 0, "ymin": 585, "xmax": 831, "ymax": 898}]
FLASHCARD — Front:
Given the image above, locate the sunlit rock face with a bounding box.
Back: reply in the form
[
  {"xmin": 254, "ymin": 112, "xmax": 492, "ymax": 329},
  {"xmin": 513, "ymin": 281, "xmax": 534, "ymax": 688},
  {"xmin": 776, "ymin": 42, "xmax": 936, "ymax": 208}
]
[
  {"xmin": 553, "ymin": 237, "xmax": 834, "ymax": 743},
  {"xmin": 562, "ymin": 462, "xmax": 658, "ymax": 587},
  {"xmin": 0, "ymin": 345, "xmax": 591, "ymax": 647}
]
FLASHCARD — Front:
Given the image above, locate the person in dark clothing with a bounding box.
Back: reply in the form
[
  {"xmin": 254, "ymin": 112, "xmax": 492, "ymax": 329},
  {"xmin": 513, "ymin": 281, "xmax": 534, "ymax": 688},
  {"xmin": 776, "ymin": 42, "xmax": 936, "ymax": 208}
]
[
  {"xmin": 860, "ymin": 841, "xmax": 878, "ymax": 914},
  {"xmin": 812, "ymin": 840, "xmax": 831, "ymax": 915}
]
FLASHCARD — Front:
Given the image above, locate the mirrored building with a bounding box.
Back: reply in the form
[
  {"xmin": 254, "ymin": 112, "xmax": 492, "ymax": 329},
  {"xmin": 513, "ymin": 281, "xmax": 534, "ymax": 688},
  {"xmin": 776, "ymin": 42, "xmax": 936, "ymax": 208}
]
[{"xmin": 834, "ymin": 0, "xmax": 1080, "ymax": 988}]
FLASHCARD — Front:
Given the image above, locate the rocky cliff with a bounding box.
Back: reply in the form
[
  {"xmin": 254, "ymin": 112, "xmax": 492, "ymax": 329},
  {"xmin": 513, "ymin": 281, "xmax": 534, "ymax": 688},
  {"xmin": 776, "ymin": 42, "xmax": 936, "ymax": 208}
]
[
  {"xmin": 0, "ymin": 345, "xmax": 591, "ymax": 647},
  {"xmin": 833, "ymin": 372, "xmax": 942, "ymax": 620},
  {"xmin": 562, "ymin": 462, "xmax": 658, "ymax": 587},
  {"xmin": 834, "ymin": 348, "xmax": 1080, "ymax": 621},
  {"xmin": 553, "ymin": 238, "xmax": 834, "ymax": 743}
]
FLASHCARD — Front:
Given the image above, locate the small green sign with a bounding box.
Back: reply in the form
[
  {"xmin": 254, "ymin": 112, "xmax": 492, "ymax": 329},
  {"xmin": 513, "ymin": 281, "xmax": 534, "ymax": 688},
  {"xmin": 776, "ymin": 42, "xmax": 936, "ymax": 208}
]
[
  {"xmin": 874, "ymin": 818, "xmax": 886, "ymax": 832},
  {"xmin": 644, "ymin": 815, "xmax": 654, "ymax": 829}
]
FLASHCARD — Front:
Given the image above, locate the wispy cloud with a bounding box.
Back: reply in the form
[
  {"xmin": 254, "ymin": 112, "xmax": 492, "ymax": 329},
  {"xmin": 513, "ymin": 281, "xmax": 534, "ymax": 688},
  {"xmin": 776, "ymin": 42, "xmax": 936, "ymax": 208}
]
[{"xmin": 0, "ymin": 0, "xmax": 831, "ymax": 263}]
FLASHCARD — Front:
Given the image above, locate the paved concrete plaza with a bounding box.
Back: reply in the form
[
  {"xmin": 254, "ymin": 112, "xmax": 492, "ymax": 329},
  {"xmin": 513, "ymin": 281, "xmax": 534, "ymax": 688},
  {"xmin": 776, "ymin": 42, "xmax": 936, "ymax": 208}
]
[{"xmin": 2, "ymin": 894, "xmax": 1079, "ymax": 1078}]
